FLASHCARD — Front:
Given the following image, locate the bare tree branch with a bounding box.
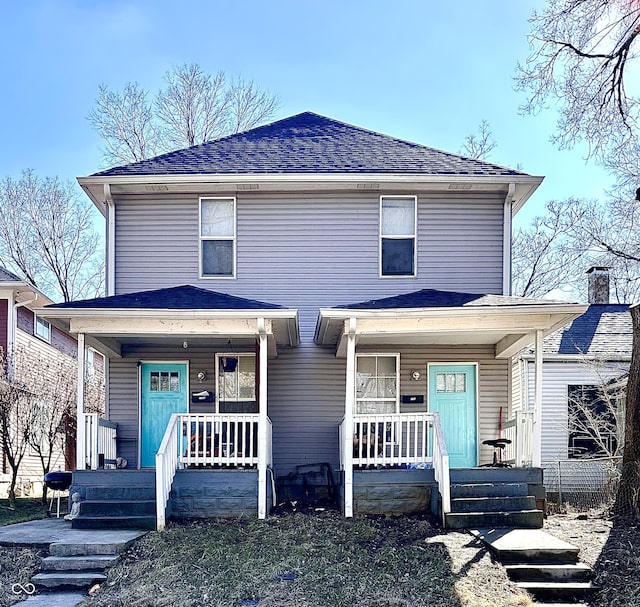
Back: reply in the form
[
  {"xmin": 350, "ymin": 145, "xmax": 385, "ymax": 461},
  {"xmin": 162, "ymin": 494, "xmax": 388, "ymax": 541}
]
[{"xmin": 460, "ymin": 120, "xmax": 497, "ymax": 160}]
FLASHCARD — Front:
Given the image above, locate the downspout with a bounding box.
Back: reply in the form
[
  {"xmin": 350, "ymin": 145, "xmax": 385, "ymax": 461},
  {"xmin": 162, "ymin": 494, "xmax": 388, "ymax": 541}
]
[
  {"xmin": 503, "ymin": 183, "xmax": 515, "ymax": 296},
  {"xmin": 104, "ymin": 184, "xmax": 115, "ymax": 297}
]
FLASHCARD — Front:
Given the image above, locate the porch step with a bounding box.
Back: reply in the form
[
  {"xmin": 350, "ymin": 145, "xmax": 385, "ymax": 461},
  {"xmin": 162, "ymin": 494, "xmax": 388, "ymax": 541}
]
[
  {"xmin": 451, "ymin": 496, "xmax": 535, "ymax": 512},
  {"xmin": 72, "ymin": 514, "xmax": 156, "ymax": 530},
  {"xmin": 446, "ymin": 509, "xmax": 543, "ymax": 530},
  {"xmin": 450, "ymin": 482, "xmax": 529, "ymax": 498},
  {"xmin": 79, "ymin": 499, "xmax": 156, "ymax": 517}
]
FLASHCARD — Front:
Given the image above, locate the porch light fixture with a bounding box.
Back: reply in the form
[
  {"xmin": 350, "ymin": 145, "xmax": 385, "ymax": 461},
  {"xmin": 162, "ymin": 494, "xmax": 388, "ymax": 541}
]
[
  {"xmin": 196, "ymin": 370, "xmax": 207, "ymax": 382},
  {"xmin": 410, "ymin": 370, "xmax": 422, "ymax": 381},
  {"xmin": 183, "ymin": 341, "xmax": 188, "ymax": 349}
]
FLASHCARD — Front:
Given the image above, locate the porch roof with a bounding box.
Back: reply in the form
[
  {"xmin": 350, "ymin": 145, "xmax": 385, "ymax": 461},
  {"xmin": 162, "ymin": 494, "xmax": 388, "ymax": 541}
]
[
  {"xmin": 41, "ymin": 285, "xmax": 300, "ymax": 358},
  {"xmin": 315, "ymin": 288, "xmax": 587, "ymax": 359}
]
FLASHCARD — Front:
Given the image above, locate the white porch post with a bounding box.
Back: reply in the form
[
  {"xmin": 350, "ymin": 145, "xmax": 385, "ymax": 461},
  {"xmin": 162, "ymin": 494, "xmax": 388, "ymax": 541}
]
[
  {"xmin": 257, "ymin": 319, "xmax": 268, "ymax": 519},
  {"xmin": 533, "ymin": 329, "xmax": 543, "ymax": 468},
  {"xmin": 344, "ymin": 318, "xmax": 356, "ymax": 517},
  {"xmin": 76, "ymin": 332, "xmax": 86, "ymax": 470}
]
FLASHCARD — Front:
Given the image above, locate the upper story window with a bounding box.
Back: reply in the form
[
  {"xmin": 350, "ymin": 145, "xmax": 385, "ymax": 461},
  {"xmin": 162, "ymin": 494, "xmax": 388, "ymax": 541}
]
[
  {"xmin": 200, "ymin": 197, "xmax": 236, "ymax": 278},
  {"xmin": 34, "ymin": 316, "xmax": 51, "ymax": 343},
  {"xmin": 380, "ymin": 196, "xmax": 416, "ymax": 277}
]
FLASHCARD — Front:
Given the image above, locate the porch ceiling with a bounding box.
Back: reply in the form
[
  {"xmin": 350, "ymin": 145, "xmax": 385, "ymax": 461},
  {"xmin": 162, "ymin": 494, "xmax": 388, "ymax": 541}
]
[
  {"xmin": 315, "ymin": 304, "xmax": 588, "ymax": 359},
  {"xmin": 40, "ymin": 308, "xmax": 300, "ymax": 359}
]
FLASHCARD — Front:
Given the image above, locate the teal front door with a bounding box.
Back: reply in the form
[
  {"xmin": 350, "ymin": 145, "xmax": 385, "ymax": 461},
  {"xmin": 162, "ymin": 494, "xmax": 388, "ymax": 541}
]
[
  {"xmin": 428, "ymin": 364, "xmax": 477, "ymax": 468},
  {"xmin": 140, "ymin": 363, "xmax": 188, "ymax": 467}
]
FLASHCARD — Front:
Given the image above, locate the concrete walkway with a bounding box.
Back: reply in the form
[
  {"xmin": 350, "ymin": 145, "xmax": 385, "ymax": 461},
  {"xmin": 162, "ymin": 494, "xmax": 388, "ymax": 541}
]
[{"xmin": 1, "ymin": 518, "xmax": 148, "ymax": 607}]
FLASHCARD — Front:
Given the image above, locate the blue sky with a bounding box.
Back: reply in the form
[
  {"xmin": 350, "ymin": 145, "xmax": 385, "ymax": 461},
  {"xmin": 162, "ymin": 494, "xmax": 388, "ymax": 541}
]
[{"xmin": 0, "ymin": 0, "xmax": 612, "ymax": 227}]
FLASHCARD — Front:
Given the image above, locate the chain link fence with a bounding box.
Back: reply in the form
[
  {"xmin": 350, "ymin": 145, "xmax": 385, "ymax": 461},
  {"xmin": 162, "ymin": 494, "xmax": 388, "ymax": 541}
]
[{"xmin": 543, "ymin": 457, "xmax": 621, "ymax": 511}]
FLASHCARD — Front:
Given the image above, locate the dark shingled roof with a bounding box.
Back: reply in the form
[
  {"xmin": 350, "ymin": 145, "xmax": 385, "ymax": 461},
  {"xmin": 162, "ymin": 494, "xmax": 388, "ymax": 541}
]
[
  {"xmin": 47, "ymin": 285, "xmax": 286, "ymax": 311},
  {"xmin": 541, "ymin": 304, "xmax": 632, "ymax": 357},
  {"xmin": 92, "ymin": 112, "xmax": 528, "ymax": 178},
  {"xmin": 337, "ymin": 288, "xmax": 569, "ymax": 310},
  {"xmin": 0, "ymin": 267, "xmax": 26, "ymax": 283}
]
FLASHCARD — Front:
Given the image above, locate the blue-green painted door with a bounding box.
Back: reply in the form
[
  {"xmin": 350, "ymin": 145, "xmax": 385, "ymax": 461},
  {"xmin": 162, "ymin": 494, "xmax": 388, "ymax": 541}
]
[
  {"xmin": 140, "ymin": 363, "xmax": 188, "ymax": 467},
  {"xmin": 428, "ymin": 364, "xmax": 477, "ymax": 468}
]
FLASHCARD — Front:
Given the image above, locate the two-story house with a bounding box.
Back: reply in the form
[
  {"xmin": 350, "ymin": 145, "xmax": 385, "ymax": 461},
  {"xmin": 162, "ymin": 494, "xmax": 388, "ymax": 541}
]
[
  {"xmin": 0, "ymin": 267, "xmax": 105, "ymax": 497},
  {"xmin": 43, "ymin": 112, "xmax": 586, "ymax": 529}
]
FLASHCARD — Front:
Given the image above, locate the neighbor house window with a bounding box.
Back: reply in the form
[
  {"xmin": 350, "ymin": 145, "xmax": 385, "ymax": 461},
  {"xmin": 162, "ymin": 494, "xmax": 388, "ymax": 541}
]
[
  {"xmin": 355, "ymin": 354, "xmax": 400, "ymax": 414},
  {"xmin": 35, "ymin": 316, "xmax": 51, "ymax": 342},
  {"xmin": 380, "ymin": 196, "xmax": 416, "ymax": 276},
  {"xmin": 568, "ymin": 384, "xmax": 620, "ymax": 458},
  {"xmin": 200, "ymin": 197, "xmax": 236, "ymax": 277}
]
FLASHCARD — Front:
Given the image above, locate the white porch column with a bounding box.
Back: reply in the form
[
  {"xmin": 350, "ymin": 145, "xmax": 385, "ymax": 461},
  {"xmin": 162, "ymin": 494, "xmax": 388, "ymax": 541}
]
[
  {"xmin": 533, "ymin": 329, "xmax": 543, "ymax": 468},
  {"xmin": 343, "ymin": 318, "xmax": 357, "ymax": 517},
  {"xmin": 76, "ymin": 332, "xmax": 86, "ymax": 470},
  {"xmin": 257, "ymin": 319, "xmax": 268, "ymax": 519}
]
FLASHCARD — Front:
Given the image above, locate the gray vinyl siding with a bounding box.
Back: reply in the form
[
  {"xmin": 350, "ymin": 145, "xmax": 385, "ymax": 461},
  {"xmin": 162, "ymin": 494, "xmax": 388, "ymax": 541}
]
[
  {"xmin": 109, "ymin": 191, "xmax": 507, "ymax": 473},
  {"xmin": 524, "ymin": 360, "xmax": 628, "ymax": 462}
]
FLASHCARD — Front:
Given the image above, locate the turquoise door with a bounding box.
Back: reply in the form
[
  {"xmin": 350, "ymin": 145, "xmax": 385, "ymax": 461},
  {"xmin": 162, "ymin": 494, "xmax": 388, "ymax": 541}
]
[
  {"xmin": 428, "ymin": 364, "xmax": 477, "ymax": 468},
  {"xmin": 140, "ymin": 363, "xmax": 188, "ymax": 467}
]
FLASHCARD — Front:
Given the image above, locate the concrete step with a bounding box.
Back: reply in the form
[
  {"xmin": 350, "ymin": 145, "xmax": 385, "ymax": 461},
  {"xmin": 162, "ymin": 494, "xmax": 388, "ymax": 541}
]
[
  {"xmin": 71, "ymin": 515, "xmax": 156, "ymax": 530},
  {"xmin": 84, "ymin": 485, "xmax": 155, "ymax": 500},
  {"xmin": 50, "ymin": 538, "xmax": 139, "ymax": 556},
  {"xmin": 505, "ymin": 563, "xmax": 593, "ymax": 583},
  {"xmin": 42, "ymin": 554, "xmax": 121, "ymax": 571},
  {"xmin": 450, "ymin": 482, "xmax": 529, "ymax": 498},
  {"xmin": 446, "ymin": 509, "xmax": 544, "ymax": 530},
  {"xmin": 32, "ymin": 570, "xmax": 107, "ymax": 589},
  {"xmin": 516, "ymin": 581, "xmax": 598, "ymax": 601},
  {"xmin": 451, "ymin": 495, "xmax": 536, "ymax": 513},
  {"xmin": 79, "ymin": 499, "xmax": 156, "ymax": 516},
  {"xmin": 449, "ymin": 467, "xmax": 543, "ymax": 484}
]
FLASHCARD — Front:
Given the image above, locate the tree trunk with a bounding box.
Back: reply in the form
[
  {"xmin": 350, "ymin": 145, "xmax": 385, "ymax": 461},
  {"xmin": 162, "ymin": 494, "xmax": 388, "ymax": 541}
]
[{"xmin": 614, "ymin": 303, "xmax": 640, "ymax": 519}]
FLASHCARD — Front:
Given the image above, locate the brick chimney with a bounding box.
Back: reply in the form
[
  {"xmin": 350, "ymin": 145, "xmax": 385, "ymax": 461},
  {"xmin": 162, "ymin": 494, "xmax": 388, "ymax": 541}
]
[{"xmin": 586, "ymin": 266, "xmax": 610, "ymax": 304}]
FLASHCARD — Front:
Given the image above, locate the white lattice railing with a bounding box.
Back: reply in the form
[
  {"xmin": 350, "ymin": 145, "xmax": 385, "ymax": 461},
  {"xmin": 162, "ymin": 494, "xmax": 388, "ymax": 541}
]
[
  {"xmin": 503, "ymin": 410, "xmax": 534, "ymax": 467},
  {"xmin": 340, "ymin": 412, "xmax": 450, "ymax": 521},
  {"xmin": 83, "ymin": 414, "xmax": 117, "ymax": 470}
]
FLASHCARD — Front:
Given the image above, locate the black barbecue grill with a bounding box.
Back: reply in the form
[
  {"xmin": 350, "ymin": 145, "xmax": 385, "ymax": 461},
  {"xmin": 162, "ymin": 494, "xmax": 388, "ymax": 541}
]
[{"xmin": 44, "ymin": 471, "xmax": 72, "ymax": 517}]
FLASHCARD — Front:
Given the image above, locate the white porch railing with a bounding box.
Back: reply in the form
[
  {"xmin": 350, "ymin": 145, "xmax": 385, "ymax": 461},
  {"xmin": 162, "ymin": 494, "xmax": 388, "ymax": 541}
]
[
  {"xmin": 503, "ymin": 411, "xmax": 534, "ymax": 467},
  {"xmin": 83, "ymin": 413, "xmax": 117, "ymax": 470},
  {"xmin": 155, "ymin": 413, "xmax": 266, "ymax": 531},
  {"xmin": 340, "ymin": 413, "xmax": 450, "ymax": 521}
]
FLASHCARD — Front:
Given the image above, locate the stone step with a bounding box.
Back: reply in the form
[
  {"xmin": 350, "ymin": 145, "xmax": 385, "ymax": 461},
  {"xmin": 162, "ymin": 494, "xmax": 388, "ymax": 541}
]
[
  {"xmin": 450, "ymin": 482, "xmax": 529, "ymax": 498},
  {"xmin": 84, "ymin": 485, "xmax": 155, "ymax": 501},
  {"xmin": 449, "ymin": 467, "xmax": 543, "ymax": 484},
  {"xmin": 32, "ymin": 570, "xmax": 107, "ymax": 589},
  {"xmin": 42, "ymin": 554, "xmax": 120, "ymax": 571},
  {"xmin": 71, "ymin": 515, "xmax": 156, "ymax": 530},
  {"xmin": 79, "ymin": 499, "xmax": 156, "ymax": 516},
  {"xmin": 451, "ymin": 495, "xmax": 536, "ymax": 513},
  {"xmin": 446, "ymin": 509, "xmax": 544, "ymax": 530},
  {"xmin": 516, "ymin": 581, "xmax": 598, "ymax": 601},
  {"xmin": 50, "ymin": 538, "xmax": 138, "ymax": 556},
  {"xmin": 505, "ymin": 563, "xmax": 593, "ymax": 583}
]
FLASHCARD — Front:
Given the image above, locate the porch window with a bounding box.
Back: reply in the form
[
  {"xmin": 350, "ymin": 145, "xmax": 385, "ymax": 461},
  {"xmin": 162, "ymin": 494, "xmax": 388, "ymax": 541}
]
[
  {"xmin": 355, "ymin": 354, "xmax": 400, "ymax": 414},
  {"xmin": 380, "ymin": 196, "xmax": 416, "ymax": 277},
  {"xmin": 216, "ymin": 353, "xmax": 257, "ymax": 413},
  {"xmin": 34, "ymin": 316, "xmax": 51, "ymax": 343},
  {"xmin": 200, "ymin": 197, "xmax": 235, "ymax": 278}
]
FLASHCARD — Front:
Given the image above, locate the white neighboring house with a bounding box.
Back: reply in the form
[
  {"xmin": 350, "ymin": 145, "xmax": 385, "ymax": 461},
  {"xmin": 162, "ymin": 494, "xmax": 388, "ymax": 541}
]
[
  {"xmin": 512, "ymin": 268, "xmax": 631, "ymax": 494},
  {"xmin": 0, "ymin": 267, "xmax": 105, "ymax": 497}
]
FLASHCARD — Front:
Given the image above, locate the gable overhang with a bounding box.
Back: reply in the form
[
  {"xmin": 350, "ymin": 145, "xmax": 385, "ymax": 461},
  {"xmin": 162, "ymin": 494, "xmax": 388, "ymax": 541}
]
[
  {"xmin": 315, "ymin": 303, "xmax": 588, "ymax": 359},
  {"xmin": 41, "ymin": 307, "xmax": 300, "ymax": 359},
  {"xmin": 78, "ymin": 173, "xmax": 543, "ymax": 218}
]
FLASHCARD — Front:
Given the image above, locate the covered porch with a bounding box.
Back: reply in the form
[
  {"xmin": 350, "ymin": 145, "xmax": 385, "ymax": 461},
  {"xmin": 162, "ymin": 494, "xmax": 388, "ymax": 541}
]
[
  {"xmin": 43, "ymin": 285, "xmax": 299, "ymax": 529},
  {"xmin": 315, "ymin": 288, "xmax": 587, "ymax": 520}
]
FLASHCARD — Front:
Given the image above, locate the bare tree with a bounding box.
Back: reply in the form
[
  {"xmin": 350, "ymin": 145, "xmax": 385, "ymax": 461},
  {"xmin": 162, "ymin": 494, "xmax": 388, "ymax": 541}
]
[
  {"xmin": 0, "ymin": 170, "xmax": 104, "ymax": 302},
  {"xmin": 460, "ymin": 120, "xmax": 497, "ymax": 160},
  {"xmin": 512, "ymin": 199, "xmax": 589, "ymax": 298},
  {"xmin": 88, "ymin": 83, "xmax": 160, "ymax": 167},
  {"xmin": 90, "ymin": 64, "xmax": 280, "ymax": 166},
  {"xmin": 516, "ymin": 0, "xmax": 640, "ymax": 187}
]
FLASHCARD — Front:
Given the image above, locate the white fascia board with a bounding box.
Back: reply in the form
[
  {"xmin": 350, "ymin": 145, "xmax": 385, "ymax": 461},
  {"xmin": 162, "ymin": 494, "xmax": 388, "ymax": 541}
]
[{"xmin": 518, "ymin": 353, "xmax": 631, "ymax": 362}]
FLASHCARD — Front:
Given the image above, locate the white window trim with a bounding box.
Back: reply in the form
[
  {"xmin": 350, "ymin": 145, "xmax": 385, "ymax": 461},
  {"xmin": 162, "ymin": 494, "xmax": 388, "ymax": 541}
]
[
  {"xmin": 355, "ymin": 353, "xmax": 401, "ymax": 414},
  {"xmin": 199, "ymin": 196, "xmax": 237, "ymax": 279},
  {"xmin": 379, "ymin": 195, "xmax": 417, "ymax": 278},
  {"xmin": 215, "ymin": 352, "xmax": 256, "ymax": 413},
  {"xmin": 34, "ymin": 315, "xmax": 51, "ymax": 343}
]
